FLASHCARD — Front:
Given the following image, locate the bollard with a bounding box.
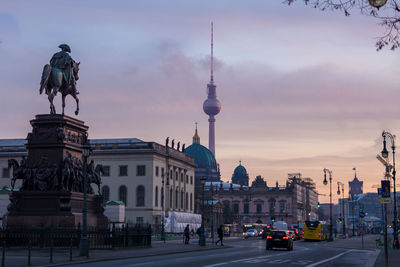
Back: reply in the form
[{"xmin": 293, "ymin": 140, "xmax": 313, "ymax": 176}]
[
  {"xmin": 69, "ymin": 237, "xmax": 73, "ymax": 261},
  {"xmin": 2, "ymin": 240, "xmax": 5, "ymax": 267},
  {"xmin": 28, "ymin": 240, "xmax": 31, "ymax": 266},
  {"xmin": 50, "ymin": 239, "xmax": 54, "ymax": 263}
]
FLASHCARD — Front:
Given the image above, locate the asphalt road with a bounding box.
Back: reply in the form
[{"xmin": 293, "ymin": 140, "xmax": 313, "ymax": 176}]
[{"xmin": 74, "ymin": 238, "xmax": 380, "ymax": 267}]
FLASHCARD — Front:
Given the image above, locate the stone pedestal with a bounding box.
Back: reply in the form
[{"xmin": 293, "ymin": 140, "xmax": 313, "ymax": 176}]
[
  {"xmin": 7, "ymin": 191, "xmax": 108, "ymax": 228},
  {"xmin": 6, "ymin": 114, "xmax": 108, "ymax": 229}
]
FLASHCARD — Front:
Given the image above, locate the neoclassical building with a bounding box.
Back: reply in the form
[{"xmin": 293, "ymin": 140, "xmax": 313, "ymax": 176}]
[
  {"xmin": 203, "ymin": 172, "xmax": 319, "ymax": 229},
  {"xmin": 0, "ymin": 138, "xmax": 196, "ymax": 227}
]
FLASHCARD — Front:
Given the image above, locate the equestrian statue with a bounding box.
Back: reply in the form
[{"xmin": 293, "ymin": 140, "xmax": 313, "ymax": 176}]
[{"xmin": 39, "ymin": 44, "xmax": 80, "ymax": 116}]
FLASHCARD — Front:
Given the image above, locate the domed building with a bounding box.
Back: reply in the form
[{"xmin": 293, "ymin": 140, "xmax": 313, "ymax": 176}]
[
  {"xmin": 184, "ymin": 125, "xmax": 220, "ymax": 184},
  {"xmin": 232, "ymin": 161, "xmax": 249, "ymax": 186}
]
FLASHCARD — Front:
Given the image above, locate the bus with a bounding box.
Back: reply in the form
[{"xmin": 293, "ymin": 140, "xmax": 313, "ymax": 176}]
[{"xmin": 303, "ymin": 220, "xmax": 329, "ymax": 241}]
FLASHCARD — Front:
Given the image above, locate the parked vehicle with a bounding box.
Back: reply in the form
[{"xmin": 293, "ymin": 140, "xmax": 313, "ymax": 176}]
[{"xmin": 266, "ymin": 230, "xmax": 293, "ymax": 251}]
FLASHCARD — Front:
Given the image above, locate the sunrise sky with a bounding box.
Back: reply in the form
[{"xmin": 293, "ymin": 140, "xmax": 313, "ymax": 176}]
[{"xmin": 1, "ymin": 0, "xmax": 400, "ymax": 203}]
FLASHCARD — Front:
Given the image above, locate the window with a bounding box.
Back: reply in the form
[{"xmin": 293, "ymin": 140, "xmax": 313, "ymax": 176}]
[
  {"xmin": 136, "ymin": 217, "xmax": 144, "ymax": 225},
  {"xmin": 175, "ymin": 188, "xmax": 178, "ymax": 208},
  {"xmin": 244, "ymin": 203, "xmax": 249, "ymax": 214},
  {"xmin": 161, "ymin": 168, "xmax": 164, "ymax": 177},
  {"xmin": 119, "ymin": 165, "xmax": 128, "ymax": 176},
  {"xmin": 181, "ymin": 191, "xmax": 184, "ymax": 209},
  {"xmin": 136, "ymin": 185, "xmax": 145, "ymax": 207},
  {"xmin": 233, "ymin": 203, "xmax": 239, "ymax": 214},
  {"xmin": 119, "ymin": 185, "xmax": 127, "ymax": 205},
  {"xmin": 155, "ymin": 166, "xmax": 159, "ymax": 177},
  {"xmin": 185, "ymin": 192, "xmax": 188, "ymax": 210},
  {"xmin": 256, "ymin": 203, "xmax": 262, "ymax": 214},
  {"xmin": 175, "ymin": 171, "xmax": 178, "ymax": 181},
  {"xmin": 137, "ymin": 165, "xmax": 146, "ymax": 176},
  {"xmin": 102, "ymin": 166, "xmax": 110, "ymax": 176},
  {"xmin": 280, "ymin": 202, "xmax": 286, "ymax": 213},
  {"xmin": 190, "ymin": 176, "xmax": 193, "ymax": 185},
  {"xmin": 170, "ymin": 188, "xmax": 173, "ymax": 208},
  {"xmin": 2, "ymin": 168, "xmax": 10, "ymax": 178},
  {"xmin": 186, "ymin": 175, "xmax": 188, "ymax": 183},
  {"xmin": 161, "ymin": 187, "xmax": 164, "ymax": 208},
  {"xmin": 155, "ymin": 186, "xmax": 158, "ymax": 207},
  {"xmin": 190, "ymin": 193, "xmax": 193, "ymax": 210},
  {"xmin": 102, "ymin": 186, "xmax": 110, "ymax": 203},
  {"xmin": 269, "ymin": 201, "xmax": 276, "ymax": 214},
  {"xmin": 181, "ymin": 173, "xmax": 183, "ymax": 182}
]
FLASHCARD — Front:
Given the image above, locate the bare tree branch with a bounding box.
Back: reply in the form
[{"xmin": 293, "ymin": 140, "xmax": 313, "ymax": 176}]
[{"xmin": 285, "ymin": 0, "xmax": 400, "ymax": 51}]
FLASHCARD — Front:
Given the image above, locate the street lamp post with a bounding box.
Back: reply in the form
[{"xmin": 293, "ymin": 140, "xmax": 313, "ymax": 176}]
[
  {"xmin": 200, "ymin": 177, "xmax": 207, "ymax": 246},
  {"xmin": 381, "ymin": 131, "xmax": 399, "ymax": 248},
  {"xmin": 210, "ymin": 182, "xmax": 214, "ymax": 244},
  {"xmin": 323, "ymin": 168, "xmax": 334, "ymax": 241},
  {"xmin": 79, "ymin": 141, "xmax": 91, "ymax": 257},
  {"xmin": 337, "ymin": 182, "xmax": 346, "ymax": 238}
]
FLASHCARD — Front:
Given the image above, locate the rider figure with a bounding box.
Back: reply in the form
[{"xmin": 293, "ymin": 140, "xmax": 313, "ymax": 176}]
[{"xmin": 50, "ymin": 44, "xmax": 79, "ymax": 94}]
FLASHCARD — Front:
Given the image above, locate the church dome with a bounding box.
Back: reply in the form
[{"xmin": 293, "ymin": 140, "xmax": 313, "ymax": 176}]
[
  {"xmin": 185, "ymin": 143, "xmax": 217, "ymax": 170},
  {"xmin": 184, "ymin": 123, "xmax": 218, "ymax": 171},
  {"xmin": 233, "ymin": 164, "xmax": 247, "ymax": 177},
  {"xmin": 232, "ymin": 161, "xmax": 249, "ymax": 186}
]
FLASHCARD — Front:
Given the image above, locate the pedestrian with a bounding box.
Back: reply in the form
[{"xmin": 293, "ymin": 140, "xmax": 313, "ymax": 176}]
[
  {"xmin": 184, "ymin": 224, "xmax": 190, "ymax": 244},
  {"xmin": 216, "ymin": 225, "xmax": 224, "ymax": 246},
  {"xmin": 196, "ymin": 227, "xmax": 202, "ymax": 245}
]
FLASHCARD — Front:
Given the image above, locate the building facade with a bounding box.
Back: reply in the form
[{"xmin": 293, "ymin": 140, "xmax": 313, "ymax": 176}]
[
  {"xmin": 0, "ymin": 138, "xmax": 196, "ymax": 228},
  {"xmin": 204, "ymin": 173, "xmax": 318, "ymax": 228}
]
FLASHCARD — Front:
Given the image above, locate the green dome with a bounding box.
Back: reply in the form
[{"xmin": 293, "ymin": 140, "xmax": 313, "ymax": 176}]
[
  {"xmin": 234, "ymin": 164, "xmax": 247, "ymax": 176},
  {"xmin": 185, "ymin": 143, "xmax": 217, "ymax": 170}
]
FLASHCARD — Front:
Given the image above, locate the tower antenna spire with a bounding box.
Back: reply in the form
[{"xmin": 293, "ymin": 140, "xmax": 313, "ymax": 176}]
[{"xmin": 210, "ymin": 21, "xmax": 214, "ymax": 83}]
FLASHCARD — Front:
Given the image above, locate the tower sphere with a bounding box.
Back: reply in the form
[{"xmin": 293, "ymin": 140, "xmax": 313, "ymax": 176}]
[{"xmin": 203, "ymin": 98, "xmax": 221, "ymax": 116}]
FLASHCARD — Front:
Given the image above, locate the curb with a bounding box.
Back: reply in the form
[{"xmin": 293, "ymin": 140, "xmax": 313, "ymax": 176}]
[{"xmin": 38, "ymin": 245, "xmax": 231, "ymax": 267}]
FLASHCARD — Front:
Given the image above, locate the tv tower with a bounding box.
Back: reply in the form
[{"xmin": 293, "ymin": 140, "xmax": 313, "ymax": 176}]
[{"xmin": 203, "ymin": 21, "xmax": 221, "ymax": 156}]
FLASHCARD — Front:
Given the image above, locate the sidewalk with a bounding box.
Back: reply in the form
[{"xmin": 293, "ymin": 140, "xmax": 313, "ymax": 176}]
[
  {"xmin": 373, "ymin": 243, "xmax": 400, "ymax": 267},
  {"xmin": 1, "ymin": 239, "xmax": 229, "ymax": 267},
  {"xmin": 322, "ymin": 234, "xmax": 377, "ymax": 250}
]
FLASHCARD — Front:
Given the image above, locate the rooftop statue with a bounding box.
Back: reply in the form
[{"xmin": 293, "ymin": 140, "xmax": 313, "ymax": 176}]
[{"xmin": 39, "ymin": 44, "xmax": 80, "ymax": 115}]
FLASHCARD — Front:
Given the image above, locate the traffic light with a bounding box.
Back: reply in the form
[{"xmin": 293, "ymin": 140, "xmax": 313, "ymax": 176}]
[
  {"xmin": 271, "ymin": 216, "xmax": 275, "ymax": 222},
  {"xmin": 317, "ymin": 202, "xmax": 320, "ymax": 208}
]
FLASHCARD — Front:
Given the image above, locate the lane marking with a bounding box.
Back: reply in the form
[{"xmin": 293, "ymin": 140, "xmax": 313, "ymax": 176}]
[{"xmin": 306, "ymin": 250, "xmax": 351, "ymax": 267}]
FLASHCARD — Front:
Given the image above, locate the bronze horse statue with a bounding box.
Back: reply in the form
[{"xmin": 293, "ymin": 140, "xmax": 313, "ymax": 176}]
[
  {"xmin": 40, "ymin": 61, "xmax": 80, "ymax": 116},
  {"xmin": 8, "ymin": 158, "xmax": 27, "ymax": 190}
]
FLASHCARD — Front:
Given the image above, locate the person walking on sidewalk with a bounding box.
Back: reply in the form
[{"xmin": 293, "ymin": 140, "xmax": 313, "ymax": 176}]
[
  {"xmin": 216, "ymin": 225, "xmax": 224, "ymax": 246},
  {"xmin": 184, "ymin": 224, "xmax": 190, "ymax": 244}
]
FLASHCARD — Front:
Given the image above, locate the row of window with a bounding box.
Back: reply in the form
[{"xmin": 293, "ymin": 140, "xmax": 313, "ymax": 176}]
[
  {"xmin": 227, "ymin": 202, "xmax": 288, "ymax": 215},
  {"xmin": 154, "ymin": 166, "xmax": 193, "ymax": 185},
  {"xmin": 101, "ymin": 185, "xmax": 193, "ymax": 211},
  {"xmin": 102, "ymin": 185, "xmax": 144, "ymax": 207},
  {"xmin": 101, "ymin": 165, "xmax": 146, "ymax": 177}
]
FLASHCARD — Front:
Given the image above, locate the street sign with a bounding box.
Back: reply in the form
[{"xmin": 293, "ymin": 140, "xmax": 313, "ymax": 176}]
[
  {"xmin": 359, "ymin": 211, "xmax": 365, "ymax": 218},
  {"xmin": 381, "ymin": 180, "xmax": 391, "ymax": 198},
  {"xmin": 379, "ymin": 197, "xmax": 392, "ymax": 204}
]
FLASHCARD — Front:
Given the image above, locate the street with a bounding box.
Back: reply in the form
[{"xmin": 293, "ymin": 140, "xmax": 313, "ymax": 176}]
[{"xmin": 75, "ymin": 237, "xmax": 380, "ymax": 267}]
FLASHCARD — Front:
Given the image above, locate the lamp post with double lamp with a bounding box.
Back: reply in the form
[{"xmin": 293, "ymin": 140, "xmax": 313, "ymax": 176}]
[
  {"xmin": 79, "ymin": 141, "xmax": 91, "ymax": 257},
  {"xmin": 199, "ymin": 177, "xmax": 207, "ymax": 246},
  {"xmin": 323, "ymin": 168, "xmax": 334, "ymax": 241},
  {"xmin": 381, "ymin": 131, "xmax": 399, "ymax": 249},
  {"xmin": 337, "ymin": 182, "xmax": 346, "ymax": 238}
]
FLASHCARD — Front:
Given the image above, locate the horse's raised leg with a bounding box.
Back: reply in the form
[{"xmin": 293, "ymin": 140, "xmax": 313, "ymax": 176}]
[{"xmin": 72, "ymin": 93, "xmax": 79, "ymax": 115}]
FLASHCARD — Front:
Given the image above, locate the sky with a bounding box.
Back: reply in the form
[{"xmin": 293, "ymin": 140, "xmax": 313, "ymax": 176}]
[{"xmin": 1, "ymin": 0, "xmax": 400, "ymax": 203}]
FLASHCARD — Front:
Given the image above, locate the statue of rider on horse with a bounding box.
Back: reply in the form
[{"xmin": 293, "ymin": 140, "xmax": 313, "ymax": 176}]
[{"xmin": 40, "ymin": 44, "xmax": 80, "ymax": 116}]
